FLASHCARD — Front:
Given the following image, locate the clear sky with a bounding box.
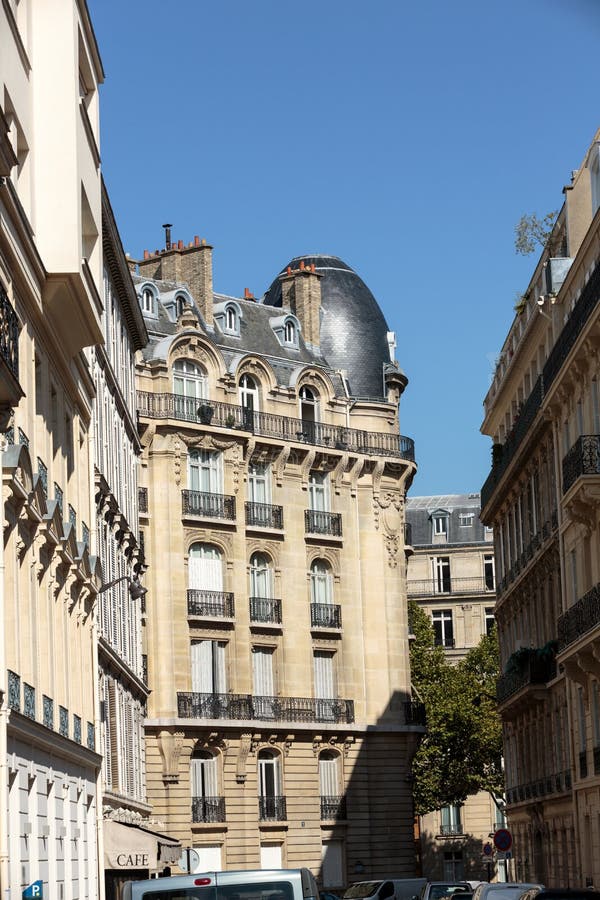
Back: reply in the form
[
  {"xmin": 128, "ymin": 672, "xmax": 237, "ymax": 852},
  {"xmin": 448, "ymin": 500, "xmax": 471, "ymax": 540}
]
[{"xmin": 88, "ymin": 0, "xmax": 600, "ymax": 496}]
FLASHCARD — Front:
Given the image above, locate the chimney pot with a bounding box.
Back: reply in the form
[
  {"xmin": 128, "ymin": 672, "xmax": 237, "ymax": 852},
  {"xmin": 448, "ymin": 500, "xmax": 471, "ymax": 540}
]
[
  {"xmin": 201, "ymin": 238, "xmax": 206, "ymax": 246},
  {"xmin": 299, "ymin": 260, "xmax": 305, "ymax": 270},
  {"xmin": 143, "ymin": 250, "xmax": 150, "ymax": 260},
  {"xmin": 178, "ymin": 239, "xmax": 184, "ymax": 250},
  {"xmin": 189, "ymin": 241, "xmax": 193, "ymax": 248},
  {"xmin": 311, "ymin": 264, "xmax": 315, "ymax": 272},
  {"xmin": 155, "ymin": 250, "xmax": 159, "ymax": 255},
  {"xmin": 194, "ymin": 235, "xmax": 200, "ymax": 246},
  {"xmin": 287, "ymin": 266, "xmax": 291, "ymax": 275}
]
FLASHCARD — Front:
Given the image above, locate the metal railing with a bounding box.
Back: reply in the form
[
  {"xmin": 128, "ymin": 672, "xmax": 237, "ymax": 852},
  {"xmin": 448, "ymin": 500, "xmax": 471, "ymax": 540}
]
[
  {"xmin": 305, "ymin": 509, "xmax": 343, "ymax": 537},
  {"xmin": 407, "ymin": 576, "xmax": 495, "ymax": 597},
  {"xmin": 404, "ymin": 701, "xmax": 426, "ymax": 726},
  {"xmin": 497, "ymin": 653, "xmax": 557, "ymax": 703},
  {"xmin": 562, "ymin": 434, "xmax": 600, "ymax": 494},
  {"xmin": 177, "ymin": 692, "xmax": 354, "ymax": 723},
  {"xmin": 320, "ymin": 795, "xmax": 347, "ymax": 820},
  {"xmin": 558, "ymin": 582, "xmax": 600, "ymax": 650},
  {"xmin": 182, "ymin": 490, "xmax": 236, "ymax": 520},
  {"xmin": 137, "ymin": 390, "xmax": 416, "ymax": 462},
  {"xmin": 192, "ymin": 796, "xmax": 226, "ymax": 823},
  {"xmin": 0, "ymin": 282, "xmax": 20, "ymax": 380},
  {"xmin": 187, "ymin": 589, "xmax": 235, "ymax": 618},
  {"xmin": 259, "ymin": 796, "xmax": 287, "ymax": 821},
  {"xmin": 505, "ymin": 769, "xmax": 572, "ymax": 805},
  {"xmin": 245, "ymin": 501, "xmax": 283, "ymax": 529},
  {"xmin": 310, "ymin": 603, "xmax": 342, "ymax": 628},
  {"xmin": 249, "ymin": 597, "xmax": 282, "ymax": 625},
  {"xmin": 439, "ymin": 824, "xmax": 463, "ymax": 836}
]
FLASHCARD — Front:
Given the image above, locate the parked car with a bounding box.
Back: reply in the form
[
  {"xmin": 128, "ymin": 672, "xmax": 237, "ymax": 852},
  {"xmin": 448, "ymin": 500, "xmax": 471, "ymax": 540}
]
[
  {"xmin": 420, "ymin": 884, "xmax": 472, "ymax": 900},
  {"xmin": 343, "ymin": 880, "xmax": 428, "ymax": 900},
  {"xmin": 449, "ymin": 892, "xmax": 473, "ymax": 900},
  {"xmin": 519, "ymin": 891, "xmax": 600, "ymax": 900},
  {"xmin": 472, "ymin": 884, "xmax": 543, "ymax": 900},
  {"xmin": 123, "ymin": 868, "xmax": 319, "ymax": 900},
  {"xmin": 321, "ymin": 893, "xmax": 341, "ymax": 900}
]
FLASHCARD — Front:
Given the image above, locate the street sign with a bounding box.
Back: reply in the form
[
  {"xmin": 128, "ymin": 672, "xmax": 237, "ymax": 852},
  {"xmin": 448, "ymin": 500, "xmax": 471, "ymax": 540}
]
[
  {"xmin": 178, "ymin": 848, "xmax": 200, "ymax": 873},
  {"xmin": 483, "ymin": 842, "xmax": 494, "ymax": 857},
  {"xmin": 493, "ymin": 828, "xmax": 513, "ymax": 852},
  {"xmin": 495, "ymin": 850, "xmax": 512, "ymax": 860},
  {"xmin": 23, "ymin": 882, "xmax": 43, "ymax": 900}
]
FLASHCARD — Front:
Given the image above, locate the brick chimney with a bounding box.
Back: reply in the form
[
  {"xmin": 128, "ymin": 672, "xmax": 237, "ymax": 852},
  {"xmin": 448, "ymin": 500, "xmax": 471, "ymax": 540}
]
[
  {"xmin": 136, "ymin": 235, "xmax": 214, "ymax": 326},
  {"xmin": 279, "ymin": 264, "xmax": 322, "ymax": 349}
]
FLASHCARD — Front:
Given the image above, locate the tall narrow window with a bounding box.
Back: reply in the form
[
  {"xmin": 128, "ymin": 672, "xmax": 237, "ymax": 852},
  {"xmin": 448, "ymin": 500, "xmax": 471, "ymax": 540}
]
[
  {"xmin": 484, "ymin": 554, "xmax": 495, "ymax": 591},
  {"xmin": 239, "ymin": 373, "xmax": 259, "ymax": 428},
  {"xmin": 191, "ymin": 749, "xmax": 218, "ymax": 802},
  {"xmin": 433, "ymin": 556, "xmax": 451, "ymax": 593},
  {"xmin": 440, "ymin": 804, "xmax": 462, "ymax": 836},
  {"xmin": 248, "ymin": 461, "xmax": 271, "ymax": 505},
  {"xmin": 284, "ymin": 320, "xmax": 296, "ymax": 345},
  {"xmin": 309, "ymin": 471, "xmax": 329, "ymax": 512},
  {"xmin": 253, "ymin": 647, "xmax": 276, "ymax": 718},
  {"xmin": 485, "ymin": 608, "xmax": 495, "ymax": 636},
  {"xmin": 593, "ymin": 378, "xmax": 600, "ymax": 434},
  {"xmin": 173, "ymin": 359, "xmax": 207, "ymax": 411},
  {"xmin": 310, "ymin": 560, "xmax": 333, "ymax": 605},
  {"xmin": 314, "ymin": 650, "xmax": 336, "ymax": 721},
  {"xmin": 432, "ymin": 609, "xmax": 454, "ymax": 647},
  {"xmin": 299, "ymin": 385, "xmax": 318, "ymax": 425},
  {"xmin": 592, "ymin": 683, "xmax": 600, "ymax": 750},
  {"xmin": 258, "ymin": 749, "xmax": 283, "ymax": 820},
  {"xmin": 250, "ymin": 553, "xmax": 273, "ymax": 599},
  {"xmin": 319, "ymin": 751, "xmax": 342, "ymax": 820},
  {"xmin": 188, "ymin": 449, "xmax": 222, "ymax": 493},
  {"xmin": 191, "ymin": 640, "xmax": 227, "ymax": 694},
  {"xmin": 432, "ymin": 514, "xmax": 449, "ymax": 539}
]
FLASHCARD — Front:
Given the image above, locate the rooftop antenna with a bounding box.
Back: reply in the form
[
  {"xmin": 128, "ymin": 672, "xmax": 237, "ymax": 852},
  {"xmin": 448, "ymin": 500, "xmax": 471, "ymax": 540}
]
[{"xmin": 162, "ymin": 223, "xmax": 173, "ymax": 251}]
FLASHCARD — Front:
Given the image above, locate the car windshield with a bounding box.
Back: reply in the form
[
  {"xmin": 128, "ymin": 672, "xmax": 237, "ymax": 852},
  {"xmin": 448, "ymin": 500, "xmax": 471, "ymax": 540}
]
[{"xmin": 344, "ymin": 885, "xmax": 382, "ymax": 900}]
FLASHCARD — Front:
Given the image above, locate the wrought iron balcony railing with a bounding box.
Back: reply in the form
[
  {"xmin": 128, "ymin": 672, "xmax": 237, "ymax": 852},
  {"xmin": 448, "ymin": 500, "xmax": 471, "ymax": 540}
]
[
  {"xmin": 407, "ymin": 576, "xmax": 494, "ymax": 597},
  {"xmin": 0, "ymin": 282, "xmax": 20, "ymax": 381},
  {"xmin": 505, "ymin": 769, "xmax": 571, "ymax": 805},
  {"xmin": 177, "ymin": 692, "xmax": 355, "ymax": 723},
  {"xmin": 320, "ymin": 795, "xmax": 347, "ymax": 820},
  {"xmin": 558, "ymin": 582, "xmax": 600, "ymax": 650},
  {"xmin": 562, "ymin": 434, "xmax": 600, "ymax": 494},
  {"xmin": 497, "ymin": 653, "xmax": 557, "ymax": 703},
  {"xmin": 305, "ymin": 509, "xmax": 343, "ymax": 537},
  {"xmin": 250, "ymin": 596, "xmax": 282, "ymax": 625},
  {"xmin": 188, "ymin": 589, "xmax": 235, "ymax": 618},
  {"xmin": 439, "ymin": 824, "xmax": 463, "ymax": 836},
  {"xmin": 245, "ymin": 501, "xmax": 283, "ymax": 529},
  {"xmin": 310, "ymin": 603, "xmax": 342, "ymax": 629},
  {"xmin": 192, "ymin": 796, "xmax": 226, "ymax": 823},
  {"xmin": 259, "ymin": 796, "xmax": 287, "ymax": 821},
  {"xmin": 182, "ymin": 490, "xmax": 236, "ymax": 520},
  {"xmin": 138, "ymin": 487, "xmax": 148, "ymax": 513},
  {"xmin": 137, "ymin": 391, "xmax": 415, "ymax": 462}
]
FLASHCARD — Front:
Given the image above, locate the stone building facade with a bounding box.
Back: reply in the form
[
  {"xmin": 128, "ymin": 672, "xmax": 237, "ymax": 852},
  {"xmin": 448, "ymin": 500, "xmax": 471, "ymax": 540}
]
[
  {"xmin": 0, "ymin": 2, "xmax": 105, "ymax": 896},
  {"xmin": 131, "ymin": 243, "xmax": 424, "ymax": 887},
  {"xmin": 480, "ymin": 128, "xmax": 600, "ymax": 887},
  {"xmin": 406, "ymin": 494, "xmax": 504, "ymax": 882}
]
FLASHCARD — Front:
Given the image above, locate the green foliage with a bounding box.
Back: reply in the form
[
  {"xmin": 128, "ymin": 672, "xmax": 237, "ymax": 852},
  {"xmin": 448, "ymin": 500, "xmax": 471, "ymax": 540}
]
[
  {"xmin": 514, "ymin": 210, "xmax": 558, "ymax": 256},
  {"xmin": 409, "ymin": 602, "xmax": 503, "ymax": 815}
]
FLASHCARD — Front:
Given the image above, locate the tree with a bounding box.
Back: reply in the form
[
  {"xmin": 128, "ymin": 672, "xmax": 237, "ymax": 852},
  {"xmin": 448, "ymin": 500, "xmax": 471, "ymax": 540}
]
[
  {"xmin": 409, "ymin": 601, "xmax": 503, "ymax": 816},
  {"xmin": 514, "ymin": 210, "xmax": 558, "ymax": 256}
]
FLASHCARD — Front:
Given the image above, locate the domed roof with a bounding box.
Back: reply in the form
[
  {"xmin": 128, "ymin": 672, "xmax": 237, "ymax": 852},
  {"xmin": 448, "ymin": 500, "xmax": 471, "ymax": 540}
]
[{"xmin": 263, "ymin": 254, "xmax": 391, "ymax": 399}]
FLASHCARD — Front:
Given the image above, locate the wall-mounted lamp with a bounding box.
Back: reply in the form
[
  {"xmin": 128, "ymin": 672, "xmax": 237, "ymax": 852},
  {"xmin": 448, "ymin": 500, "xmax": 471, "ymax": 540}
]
[{"xmin": 98, "ymin": 575, "xmax": 146, "ymax": 601}]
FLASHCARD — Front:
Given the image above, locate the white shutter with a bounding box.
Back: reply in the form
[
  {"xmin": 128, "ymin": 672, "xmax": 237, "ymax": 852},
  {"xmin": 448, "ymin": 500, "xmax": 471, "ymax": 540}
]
[
  {"xmin": 319, "ymin": 757, "xmax": 339, "ymax": 796},
  {"xmin": 191, "ymin": 640, "xmax": 213, "ymax": 693},
  {"xmin": 253, "ymin": 648, "xmax": 274, "ymax": 696},
  {"xmin": 321, "ymin": 840, "xmax": 343, "ymax": 888},
  {"xmin": 192, "ymin": 844, "xmax": 221, "ymax": 873},
  {"xmin": 314, "ymin": 651, "xmax": 334, "ymax": 699},
  {"xmin": 260, "ymin": 843, "xmax": 282, "ymax": 869},
  {"xmin": 191, "ymin": 755, "xmax": 218, "ymax": 798},
  {"xmin": 189, "ymin": 547, "xmax": 223, "ymax": 591},
  {"xmin": 214, "ymin": 642, "xmax": 227, "ymax": 693}
]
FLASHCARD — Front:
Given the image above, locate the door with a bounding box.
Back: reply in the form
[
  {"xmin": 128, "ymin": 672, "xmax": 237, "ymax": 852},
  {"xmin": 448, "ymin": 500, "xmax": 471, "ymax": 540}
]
[
  {"xmin": 260, "ymin": 843, "xmax": 282, "ymax": 869},
  {"xmin": 321, "ymin": 840, "xmax": 344, "ymax": 888}
]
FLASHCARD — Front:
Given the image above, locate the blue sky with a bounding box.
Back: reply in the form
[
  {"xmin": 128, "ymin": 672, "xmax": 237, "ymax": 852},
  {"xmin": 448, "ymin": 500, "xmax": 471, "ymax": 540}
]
[{"xmin": 89, "ymin": 0, "xmax": 600, "ymax": 496}]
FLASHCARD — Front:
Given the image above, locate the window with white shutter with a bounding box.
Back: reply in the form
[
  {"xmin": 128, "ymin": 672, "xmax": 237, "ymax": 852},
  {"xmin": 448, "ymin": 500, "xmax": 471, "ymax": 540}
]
[
  {"xmin": 310, "ymin": 560, "xmax": 333, "ymax": 604},
  {"xmin": 188, "ymin": 450, "xmax": 222, "ymax": 493},
  {"xmin": 189, "ymin": 544, "xmax": 223, "ymax": 591},
  {"xmin": 191, "ymin": 641, "xmax": 227, "ymax": 694}
]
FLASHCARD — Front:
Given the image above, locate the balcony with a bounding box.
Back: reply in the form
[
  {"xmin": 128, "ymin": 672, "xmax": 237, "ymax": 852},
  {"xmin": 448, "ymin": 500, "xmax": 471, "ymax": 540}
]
[
  {"xmin": 496, "ymin": 651, "xmax": 557, "ymax": 704},
  {"xmin": 245, "ymin": 501, "xmax": 283, "ymax": 530},
  {"xmin": 177, "ymin": 692, "xmax": 355, "ymax": 724},
  {"xmin": 188, "ymin": 589, "xmax": 235, "ymax": 619},
  {"xmin": 407, "ymin": 576, "xmax": 494, "ymax": 598},
  {"xmin": 320, "ymin": 795, "xmax": 347, "ymax": 820},
  {"xmin": 137, "ymin": 391, "xmax": 416, "ymax": 462},
  {"xmin": 505, "ymin": 770, "xmax": 571, "ymax": 805},
  {"xmin": 0, "ymin": 282, "xmax": 22, "ymax": 414},
  {"xmin": 439, "ymin": 824, "xmax": 463, "ymax": 837},
  {"xmin": 192, "ymin": 796, "xmax": 226, "ymax": 823},
  {"xmin": 562, "ymin": 435, "xmax": 600, "ymax": 494},
  {"xmin": 305, "ymin": 509, "xmax": 342, "ymax": 537},
  {"xmin": 250, "ymin": 597, "xmax": 282, "ymax": 625},
  {"xmin": 310, "ymin": 603, "xmax": 342, "ymax": 629},
  {"xmin": 558, "ymin": 582, "xmax": 600, "ymax": 650},
  {"xmin": 182, "ymin": 490, "xmax": 236, "ymax": 520},
  {"xmin": 259, "ymin": 796, "xmax": 287, "ymax": 821}
]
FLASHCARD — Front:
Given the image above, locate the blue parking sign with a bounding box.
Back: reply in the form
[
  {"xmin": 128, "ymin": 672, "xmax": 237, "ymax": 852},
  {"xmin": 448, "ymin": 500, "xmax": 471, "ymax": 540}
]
[{"xmin": 23, "ymin": 881, "xmax": 43, "ymax": 899}]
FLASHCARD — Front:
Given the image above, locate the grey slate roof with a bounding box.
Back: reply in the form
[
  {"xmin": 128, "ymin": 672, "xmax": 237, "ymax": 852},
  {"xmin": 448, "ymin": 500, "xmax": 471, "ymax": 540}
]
[
  {"xmin": 262, "ymin": 254, "xmax": 393, "ymax": 400},
  {"xmin": 406, "ymin": 493, "xmax": 488, "ymax": 546}
]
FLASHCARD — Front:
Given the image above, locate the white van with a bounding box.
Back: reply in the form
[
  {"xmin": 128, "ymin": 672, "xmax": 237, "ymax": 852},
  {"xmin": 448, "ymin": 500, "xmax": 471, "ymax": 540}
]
[
  {"xmin": 123, "ymin": 868, "xmax": 319, "ymax": 900},
  {"xmin": 343, "ymin": 879, "xmax": 428, "ymax": 900}
]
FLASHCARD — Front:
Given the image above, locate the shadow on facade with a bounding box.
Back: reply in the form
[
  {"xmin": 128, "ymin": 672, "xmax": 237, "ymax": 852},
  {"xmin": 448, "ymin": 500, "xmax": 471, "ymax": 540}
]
[
  {"xmin": 419, "ymin": 828, "xmax": 496, "ymax": 884},
  {"xmin": 317, "ymin": 689, "xmax": 424, "ymax": 892}
]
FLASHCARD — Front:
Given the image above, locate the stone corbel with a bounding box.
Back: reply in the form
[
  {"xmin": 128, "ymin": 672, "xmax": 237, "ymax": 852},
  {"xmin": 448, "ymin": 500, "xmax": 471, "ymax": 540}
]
[
  {"xmin": 274, "ymin": 445, "xmax": 291, "ymax": 487},
  {"xmin": 343, "ymin": 736, "xmax": 355, "ymax": 757},
  {"xmin": 577, "ymin": 649, "xmax": 600, "ymax": 681},
  {"xmin": 563, "ymin": 658, "xmax": 589, "ymax": 694},
  {"xmin": 333, "ymin": 453, "xmax": 349, "ymax": 495},
  {"xmin": 236, "ymin": 732, "xmax": 252, "ymax": 783},
  {"xmin": 158, "ymin": 730, "xmax": 185, "ymax": 783},
  {"xmin": 300, "ymin": 449, "xmax": 316, "ymax": 490},
  {"xmin": 312, "ymin": 735, "xmax": 324, "ymax": 756},
  {"xmin": 348, "ymin": 457, "xmax": 365, "ymax": 498}
]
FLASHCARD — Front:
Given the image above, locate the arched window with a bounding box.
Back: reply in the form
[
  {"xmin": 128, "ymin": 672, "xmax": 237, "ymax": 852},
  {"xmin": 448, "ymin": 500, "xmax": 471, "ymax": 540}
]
[
  {"xmin": 250, "ymin": 552, "xmax": 273, "ymax": 599},
  {"xmin": 176, "ymin": 294, "xmax": 187, "ymax": 317},
  {"xmin": 319, "ymin": 750, "xmax": 341, "ymax": 805},
  {"xmin": 299, "ymin": 385, "xmax": 318, "ymax": 423},
  {"xmin": 225, "ymin": 306, "xmax": 238, "ymax": 333},
  {"xmin": 189, "ymin": 543, "xmax": 223, "ymax": 607},
  {"xmin": 239, "ymin": 373, "xmax": 259, "ymax": 428},
  {"xmin": 191, "ymin": 748, "xmax": 222, "ymax": 823},
  {"xmin": 284, "ymin": 319, "xmax": 296, "ymax": 345},
  {"xmin": 310, "ymin": 559, "xmax": 333, "ymax": 605},
  {"xmin": 258, "ymin": 749, "xmax": 283, "ymax": 820},
  {"xmin": 140, "ymin": 287, "xmax": 154, "ymax": 314},
  {"xmin": 173, "ymin": 359, "xmax": 208, "ymax": 408}
]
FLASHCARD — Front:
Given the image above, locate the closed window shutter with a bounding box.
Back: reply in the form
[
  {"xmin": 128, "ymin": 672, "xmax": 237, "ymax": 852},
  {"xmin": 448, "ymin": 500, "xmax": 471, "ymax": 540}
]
[
  {"xmin": 319, "ymin": 757, "xmax": 338, "ymax": 795},
  {"xmin": 191, "ymin": 640, "xmax": 213, "ymax": 693},
  {"xmin": 314, "ymin": 651, "xmax": 334, "ymax": 699},
  {"xmin": 189, "ymin": 547, "xmax": 223, "ymax": 591},
  {"xmin": 191, "ymin": 754, "xmax": 217, "ymax": 797},
  {"xmin": 253, "ymin": 648, "xmax": 274, "ymax": 696}
]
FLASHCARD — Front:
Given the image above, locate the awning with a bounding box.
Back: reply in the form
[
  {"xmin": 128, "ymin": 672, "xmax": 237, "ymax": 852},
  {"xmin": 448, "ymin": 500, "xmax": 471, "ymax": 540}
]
[{"xmin": 104, "ymin": 819, "xmax": 181, "ymax": 871}]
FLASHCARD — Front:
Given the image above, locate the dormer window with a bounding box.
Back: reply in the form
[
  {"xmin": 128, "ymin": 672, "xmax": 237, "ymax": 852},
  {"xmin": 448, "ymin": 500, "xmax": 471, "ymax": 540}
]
[
  {"xmin": 284, "ymin": 320, "xmax": 296, "ymax": 345},
  {"xmin": 140, "ymin": 286, "xmax": 156, "ymax": 315},
  {"xmin": 270, "ymin": 314, "xmax": 300, "ymax": 349},
  {"xmin": 226, "ymin": 306, "xmax": 237, "ymax": 332},
  {"xmin": 213, "ymin": 300, "xmax": 242, "ymax": 336},
  {"xmin": 176, "ymin": 294, "xmax": 187, "ymax": 317}
]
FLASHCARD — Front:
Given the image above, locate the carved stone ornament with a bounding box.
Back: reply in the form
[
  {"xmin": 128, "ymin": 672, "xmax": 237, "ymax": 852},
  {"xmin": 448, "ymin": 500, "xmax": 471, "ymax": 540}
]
[
  {"xmin": 384, "ymin": 533, "xmax": 400, "ymax": 568},
  {"xmin": 237, "ymin": 733, "xmax": 252, "ymax": 783},
  {"xmin": 349, "ymin": 457, "xmax": 365, "ymax": 498},
  {"xmin": 158, "ymin": 730, "xmax": 185, "ymax": 783},
  {"xmin": 300, "ymin": 450, "xmax": 317, "ymax": 490},
  {"xmin": 333, "ymin": 453, "xmax": 349, "ymax": 495},
  {"xmin": 274, "ymin": 446, "xmax": 291, "ymax": 487},
  {"xmin": 377, "ymin": 491, "xmax": 403, "ymax": 536}
]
